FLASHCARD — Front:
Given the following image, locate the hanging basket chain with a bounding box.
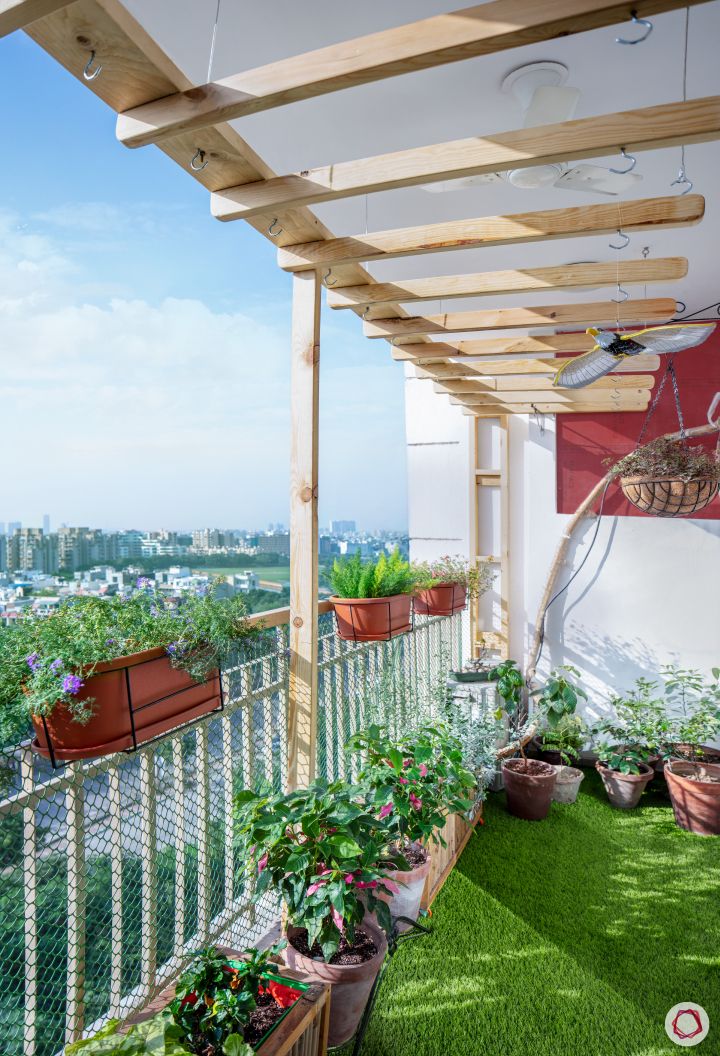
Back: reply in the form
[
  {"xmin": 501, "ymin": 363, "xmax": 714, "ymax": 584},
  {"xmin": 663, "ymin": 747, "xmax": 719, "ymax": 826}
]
[
  {"xmin": 667, "ymin": 360, "xmax": 686, "ymax": 439},
  {"xmin": 636, "ymin": 359, "xmax": 672, "ymax": 446}
]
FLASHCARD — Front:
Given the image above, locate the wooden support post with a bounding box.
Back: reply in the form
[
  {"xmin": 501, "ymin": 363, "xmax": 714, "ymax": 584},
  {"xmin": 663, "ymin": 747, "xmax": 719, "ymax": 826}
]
[{"xmin": 288, "ymin": 271, "xmax": 320, "ymax": 789}]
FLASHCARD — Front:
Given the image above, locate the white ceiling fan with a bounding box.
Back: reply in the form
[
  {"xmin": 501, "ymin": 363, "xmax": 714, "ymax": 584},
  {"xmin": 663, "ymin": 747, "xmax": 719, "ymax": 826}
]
[{"xmin": 423, "ymin": 62, "xmax": 643, "ymax": 196}]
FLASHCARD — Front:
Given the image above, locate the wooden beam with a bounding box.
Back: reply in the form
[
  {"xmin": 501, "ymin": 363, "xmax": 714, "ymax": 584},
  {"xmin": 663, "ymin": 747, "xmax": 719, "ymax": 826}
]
[
  {"xmin": 435, "ymin": 375, "xmax": 654, "ymax": 394},
  {"xmin": 365, "ymin": 298, "xmax": 675, "ymax": 337},
  {"xmin": 328, "ymin": 258, "xmax": 687, "ymax": 310},
  {"xmin": 414, "ymin": 354, "xmax": 661, "ymax": 378},
  {"xmin": 116, "ymin": 0, "xmax": 702, "ymax": 148},
  {"xmin": 278, "ymin": 194, "xmax": 704, "ymax": 273},
  {"xmin": 0, "ymin": 0, "xmax": 71, "ymax": 37},
  {"xmin": 287, "ymin": 272, "xmax": 320, "ymax": 789},
  {"xmin": 449, "ymin": 390, "xmax": 650, "ymax": 404},
  {"xmin": 212, "ymin": 99, "xmax": 720, "ymax": 221},
  {"xmin": 392, "ymin": 334, "xmax": 599, "ymax": 360},
  {"xmin": 459, "ymin": 401, "xmax": 648, "ymax": 415}
]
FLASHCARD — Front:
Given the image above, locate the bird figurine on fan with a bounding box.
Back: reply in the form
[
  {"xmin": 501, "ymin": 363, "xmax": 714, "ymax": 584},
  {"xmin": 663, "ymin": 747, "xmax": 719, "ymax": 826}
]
[{"xmin": 553, "ymin": 323, "xmax": 717, "ymax": 389}]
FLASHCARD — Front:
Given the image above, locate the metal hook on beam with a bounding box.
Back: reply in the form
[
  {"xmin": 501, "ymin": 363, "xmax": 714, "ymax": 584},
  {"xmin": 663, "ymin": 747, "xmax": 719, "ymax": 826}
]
[
  {"xmin": 268, "ymin": 218, "xmax": 283, "ymax": 237},
  {"xmin": 609, "ymin": 147, "xmax": 637, "ymax": 175},
  {"xmin": 670, "ymin": 167, "xmax": 693, "ymax": 195},
  {"xmin": 83, "ymin": 50, "xmax": 102, "ymax": 81},
  {"xmin": 612, "ymin": 285, "xmax": 630, "ymax": 303},
  {"xmin": 616, "ymin": 11, "xmax": 653, "ymax": 45},
  {"xmin": 609, "ymin": 229, "xmax": 630, "ymax": 251},
  {"xmin": 190, "ymin": 149, "xmax": 209, "ymax": 172},
  {"xmin": 323, "ymin": 268, "xmax": 338, "ymax": 287}
]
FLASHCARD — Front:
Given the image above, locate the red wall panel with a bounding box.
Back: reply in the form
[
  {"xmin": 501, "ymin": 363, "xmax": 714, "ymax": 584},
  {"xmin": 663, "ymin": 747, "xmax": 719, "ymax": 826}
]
[{"xmin": 556, "ymin": 321, "xmax": 720, "ymax": 517}]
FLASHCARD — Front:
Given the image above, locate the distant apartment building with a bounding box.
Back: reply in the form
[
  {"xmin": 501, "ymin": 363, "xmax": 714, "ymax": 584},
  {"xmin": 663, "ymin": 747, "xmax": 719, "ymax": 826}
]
[
  {"xmin": 329, "ymin": 520, "xmax": 356, "ymax": 534},
  {"xmin": 0, "ymin": 535, "xmax": 6, "ymax": 573},
  {"xmin": 192, "ymin": 528, "xmax": 224, "ymax": 550},
  {"xmin": 8, "ymin": 528, "xmax": 58, "ymax": 574},
  {"xmin": 227, "ymin": 571, "xmax": 259, "ymax": 592},
  {"xmin": 117, "ymin": 530, "xmax": 144, "ymax": 560},
  {"xmin": 319, "ymin": 536, "xmax": 339, "ymax": 557},
  {"xmin": 257, "ymin": 532, "xmax": 290, "ymax": 556}
]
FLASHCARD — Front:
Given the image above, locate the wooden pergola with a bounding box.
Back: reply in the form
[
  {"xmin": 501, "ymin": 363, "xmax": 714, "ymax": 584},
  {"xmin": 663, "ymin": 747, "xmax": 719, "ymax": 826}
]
[{"xmin": 6, "ymin": 0, "xmax": 717, "ymax": 786}]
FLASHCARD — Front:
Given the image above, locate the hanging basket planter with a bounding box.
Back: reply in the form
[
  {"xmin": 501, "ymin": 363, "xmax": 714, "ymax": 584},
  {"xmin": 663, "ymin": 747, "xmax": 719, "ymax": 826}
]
[
  {"xmin": 329, "ymin": 594, "xmax": 412, "ymax": 642},
  {"xmin": 619, "ymin": 474, "xmax": 719, "ymax": 517},
  {"xmin": 414, "ymin": 582, "xmax": 467, "ymax": 616}
]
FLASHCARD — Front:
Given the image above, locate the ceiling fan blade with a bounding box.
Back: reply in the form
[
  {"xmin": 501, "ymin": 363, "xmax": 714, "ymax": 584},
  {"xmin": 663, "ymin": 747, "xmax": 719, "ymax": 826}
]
[
  {"xmin": 553, "ymin": 347, "xmax": 622, "ymax": 389},
  {"xmin": 554, "ymin": 164, "xmax": 643, "ymax": 196},
  {"xmin": 622, "ymin": 323, "xmax": 716, "ymax": 355},
  {"xmin": 524, "ymin": 85, "xmax": 580, "ymax": 127}
]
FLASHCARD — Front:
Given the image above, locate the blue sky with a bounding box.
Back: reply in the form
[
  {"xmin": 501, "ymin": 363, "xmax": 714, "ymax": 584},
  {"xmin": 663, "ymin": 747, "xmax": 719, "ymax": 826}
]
[{"xmin": 0, "ymin": 32, "xmax": 408, "ymax": 532}]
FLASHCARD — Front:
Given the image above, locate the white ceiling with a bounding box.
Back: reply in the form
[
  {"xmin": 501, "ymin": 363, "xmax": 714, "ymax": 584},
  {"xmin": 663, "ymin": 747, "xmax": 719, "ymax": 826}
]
[{"xmin": 122, "ymin": 0, "xmax": 720, "ymax": 329}]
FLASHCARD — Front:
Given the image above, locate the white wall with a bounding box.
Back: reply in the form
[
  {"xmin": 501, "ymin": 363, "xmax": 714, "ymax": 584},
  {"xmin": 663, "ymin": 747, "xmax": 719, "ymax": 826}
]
[{"xmin": 406, "ymin": 386, "xmax": 720, "ymax": 722}]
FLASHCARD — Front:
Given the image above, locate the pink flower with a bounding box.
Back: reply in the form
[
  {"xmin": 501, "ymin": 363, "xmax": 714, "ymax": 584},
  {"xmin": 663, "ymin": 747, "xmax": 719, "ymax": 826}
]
[
  {"xmin": 418, "ymin": 764, "xmax": 428, "ymax": 777},
  {"xmin": 257, "ymin": 852, "xmax": 269, "ymax": 873},
  {"xmin": 381, "ymin": 878, "xmax": 400, "ymax": 894},
  {"xmin": 331, "ymin": 905, "xmax": 344, "ymax": 931},
  {"xmin": 398, "ymin": 777, "xmax": 409, "ymax": 785},
  {"xmin": 377, "ymin": 803, "xmax": 393, "ymax": 820},
  {"xmin": 344, "ymin": 873, "xmax": 356, "ymax": 884},
  {"xmin": 355, "ymin": 880, "xmax": 378, "ymax": 890},
  {"xmin": 307, "ymin": 880, "xmax": 326, "ymax": 896},
  {"xmin": 403, "ymin": 758, "xmax": 412, "ymax": 768},
  {"xmin": 409, "ymin": 793, "xmax": 423, "ymax": 811}
]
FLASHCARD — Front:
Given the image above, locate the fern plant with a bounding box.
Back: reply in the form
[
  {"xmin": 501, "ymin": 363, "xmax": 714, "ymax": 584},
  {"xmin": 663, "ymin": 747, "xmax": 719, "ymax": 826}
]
[{"xmin": 330, "ymin": 549, "xmax": 415, "ymax": 599}]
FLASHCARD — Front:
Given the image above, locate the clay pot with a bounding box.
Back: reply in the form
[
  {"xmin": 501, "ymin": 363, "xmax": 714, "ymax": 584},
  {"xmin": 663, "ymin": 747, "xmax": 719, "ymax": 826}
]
[
  {"xmin": 620, "ymin": 474, "xmax": 718, "ymax": 517},
  {"xmin": 31, "ymin": 647, "xmax": 221, "ymax": 762},
  {"xmin": 552, "ymin": 765, "xmax": 585, "ymax": 804},
  {"xmin": 502, "ymin": 758, "xmax": 557, "ymax": 820},
  {"xmin": 596, "ymin": 761, "xmax": 654, "ymax": 809},
  {"xmin": 665, "ymin": 760, "xmax": 720, "ymax": 836},
  {"xmin": 329, "ymin": 595, "xmax": 412, "ymax": 643},
  {"xmin": 376, "ymin": 846, "xmax": 431, "ymax": 932},
  {"xmin": 285, "ymin": 918, "xmax": 387, "ymax": 1047},
  {"xmin": 414, "ymin": 583, "xmax": 467, "ymax": 617}
]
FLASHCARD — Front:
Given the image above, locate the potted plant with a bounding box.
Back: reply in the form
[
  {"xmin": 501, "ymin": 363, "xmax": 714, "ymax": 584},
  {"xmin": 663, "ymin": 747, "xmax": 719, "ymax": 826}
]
[
  {"xmin": 662, "ymin": 666, "xmax": 720, "ymax": 835},
  {"xmin": 329, "ymin": 549, "xmax": 415, "ymax": 642},
  {"xmin": 496, "ymin": 660, "xmax": 560, "ymax": 821},
  {"xmin": 609, "ymin": 436, "xmax": 719, "ymax": 517},
  {"xmin": 346, "ymin": 723, "xmax": 476, "ymax": 930},
  {"xmin": 535, "ymin": 714, "xmax": 588, "ymax": 805},
  {"xmin": 594, "ymin": 742, "xmax": 655, "ymax": 809},
  {"xmin": 14, "ymin": 582, "xmax": 255, "ymax": 763},
  {"xmin": 234, "ymin": 780, "xmax": 398, "ymax": 1048},
  {"xmin": 591, "ymin": 677, "xmax": 668, "ymax": 806},
  {"xmin": 65, "ymin": 943, "xmax": 329, "ymax": 1056},
  {"xmin": 452, "ymin": 635, "xmax": 499, "ymax": 682},
  {"xmin": 412, "ymin": 555, "xmax": 494, "ymax": 617}
]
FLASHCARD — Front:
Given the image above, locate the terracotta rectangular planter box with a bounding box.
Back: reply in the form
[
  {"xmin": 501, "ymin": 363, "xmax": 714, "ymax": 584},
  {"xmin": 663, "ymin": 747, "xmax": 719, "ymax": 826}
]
[
  {"xmin": 32, "ymin": 646, "xmax": 222, "ymax": 763},
  {"xmin": 330, "ymin": 594, "xmax": 412, "ymax": 642},
  {"xmin": 122, "ymin": 948, "xmax": 330, "ymax": 1056}
]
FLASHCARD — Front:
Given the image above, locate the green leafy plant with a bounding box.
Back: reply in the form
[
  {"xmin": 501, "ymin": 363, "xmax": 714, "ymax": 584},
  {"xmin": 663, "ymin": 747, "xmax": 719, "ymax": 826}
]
[
  {"xmin": 346, "ymin": 723, "xmax": 476, "ymax": 855},
  {"xmin": 538, "ymin": 714, "xmax": 587, "ymax": 765},
  {"xmin": 595, "ymin": 741, "xmax": 651, "ymax": 775},
  {"xmin": 532, "ymin": 666, "xmax": 587, "ymax": 728},
  {"xmin": 662, "ymin": 665, "xmax": 720, "ymax": 760},
  {"xmin": 591, "ymin": 678, "xmax": 669, "ymax": 768},
  {"xmin": 234, "ymin": 780, "xmax": 400, "ymax": 961},
  {"xmin": 63, "ymin": 1012, "xmax": 199, "ymax": 1055},
  {"xmin": 1, "ymin": 581, "xmax": 255, "ymax": 723},
  {"xmin": 330, "ymin": 549, "xmax": 415, "ymax": 599},
  {"xmin": 489, "ymin": 659, "xmax": 525, "ymax": 717},
  {"xmin": 411, "ymin": 555, "xmax": 494, "ymax": 601},
  {"xmin": 608, "ymin": 437, "xmax": 720, "ymax": 482}
]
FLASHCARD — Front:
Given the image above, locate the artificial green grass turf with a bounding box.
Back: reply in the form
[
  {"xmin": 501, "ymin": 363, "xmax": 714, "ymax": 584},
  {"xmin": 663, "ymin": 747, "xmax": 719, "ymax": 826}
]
[{"xmin": 360, "ymin": 771, "xmax": 720, "ymax": 1056}]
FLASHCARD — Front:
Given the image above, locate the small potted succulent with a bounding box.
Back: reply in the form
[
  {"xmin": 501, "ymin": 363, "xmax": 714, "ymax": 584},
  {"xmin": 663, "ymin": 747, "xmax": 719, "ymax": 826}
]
[
  {"xmin": 412, "ymin": 555, "xmax": 494, "ymax": 617},
  {"xmin": 662, "ymin": 666, "xmax": 720, "ymax": 835},
  {"xmin": 66, "ymin": 943, "xmax": 328, "ymax": 1056},
  {"xmin": 592, "ymin": 678, "xmax": 667, "ymax": 808},
  {"xmin": 346, "ymin": 723, "xmax": 476, "ymax": 930},
  {"xmin": 329, "ymin": 549, "xmax": 415, "ymax": 642},
  {"xmin": 6, "ymin": 582, "xmax": 255, "ymax": 764},
  {"xmin": 609, "ymin": 436, "xmax": 719, "ymax": 517},
  {"xmin": 235, "ymin": 780, "xmax": 399, "ymax": 1047},
  {"xmin": 497, "ymin": 661, "xmax": 561, "ymax": 821}
]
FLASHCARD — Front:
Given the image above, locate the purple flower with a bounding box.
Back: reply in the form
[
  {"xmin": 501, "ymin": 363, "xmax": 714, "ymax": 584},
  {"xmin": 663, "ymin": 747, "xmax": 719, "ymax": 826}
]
[
  {"xmin": 50, "ymin": 659, "xmax": 63, "ymax": 673},
  {"xmin": 136, "ymin": 577, "xmax": 151, "ymax": 589},
  {"xmin": 62, "ymin": 675, "xmax": 84, "ymax": 696},
  {"xmin": 106, "ymin": 638, "xmax": 116, "ymax": 646},
  {"xmin": 25, "ymin": 653, "xmax": 40, "ymax": 671},
  {"xmin": 167, "ymin": 643, "xmax": 178, "ymax": 655}
]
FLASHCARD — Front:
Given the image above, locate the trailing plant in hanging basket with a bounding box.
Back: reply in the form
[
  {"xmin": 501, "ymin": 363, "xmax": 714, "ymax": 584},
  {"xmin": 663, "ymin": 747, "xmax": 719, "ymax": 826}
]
[{"xmin": 608, "ymin": 437, "xmax": 720, "ymax": 517}]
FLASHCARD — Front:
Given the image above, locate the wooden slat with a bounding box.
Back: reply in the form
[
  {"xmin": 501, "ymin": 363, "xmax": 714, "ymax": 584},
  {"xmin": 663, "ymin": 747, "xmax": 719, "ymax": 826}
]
[
  {"xmin": 328, "ymin": 258, "xmax": 687, "ymax": 310},
  {"xmin": 365, "ymin": 297, "xmax": 675, "ymax": 337},
  {"xmin": 116, "ymin": 0, "xmax": 702, "ymax": 147},
  {"xmin": 414, "ymin": 354, "xmax": 661, "ymax": 378},
  {"xmin": 287, "ymin": 272, "xmax": 320, "ymax": 789},
  {"xmin": 392, "ymin": 334, "xmax": 599, "ymax": 360},
  {"xmin": 0, "ymin": 0, "xmax": 71, "ymax": 37},
  {"xmin": 435, "ymin": 374, "xmax": 653, "ymax": 393},
  {"xmin": 278, "ymin": 194, "xmax": 704, "ymax": 272},
  {"xmin": 460, "ymin": 400, "xmax": 648, "ymax": 414},
  {"xmin": 212, "ymin": 99, "xmax": 720, "ymax": 220},
  {"xmin": 448, "ymin": 388, "xmax": 650, "ymax": 403}
]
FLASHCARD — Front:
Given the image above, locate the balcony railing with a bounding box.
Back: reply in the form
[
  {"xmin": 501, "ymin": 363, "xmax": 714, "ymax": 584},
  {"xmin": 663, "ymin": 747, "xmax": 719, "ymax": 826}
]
[{"xmin": 0, "ymin": 608, "xmax": 469, "ymax": 1056}]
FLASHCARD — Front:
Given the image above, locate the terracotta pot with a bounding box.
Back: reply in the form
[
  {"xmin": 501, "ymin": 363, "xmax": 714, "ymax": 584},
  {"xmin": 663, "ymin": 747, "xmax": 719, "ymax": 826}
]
[
  {"xmin": 285, "ymin": 918, "xmax": 387, "ymax": 1047},
  {"xmin": 414, "ymin": 583, "xmax": 467, "ymax": 617},
  {"xmin": 376, "ymin": 845, "xmax": 431, "ymax": 932},
  {"xmin": 596, "ymin": 761, "xmax": 654, "ymax": 809},
  {"xmin": 502, "ymin": 758, "xmax": 557, "ymax": 820},
  {"xmin": 620, "ymin": 474, "xmax": 718, "ymax": 517},
  {"xmin": 665, "ymin": 761, "xmax": 720, "ymax": 836},
  {"xmin": 31, "ymin": 647, "xmax": 221, "ymax": 762},
  {"xmin": 329, "ymin": 594, "xmax": 412, "ymax": 643},
  {"xmin": 551, "ymin": 765, "xmax": 585, "ymax": 804}
]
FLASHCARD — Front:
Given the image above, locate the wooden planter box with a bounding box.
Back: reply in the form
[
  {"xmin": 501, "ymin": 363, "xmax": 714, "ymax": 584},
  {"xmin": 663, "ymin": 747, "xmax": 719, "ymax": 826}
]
[
  {"xmin": 122, "ymin": 948, "xmax": 330, "ymax": 1056},
  {"xmin": 421, "ymin": 806, "xmax": 483, "ymax": 910}
]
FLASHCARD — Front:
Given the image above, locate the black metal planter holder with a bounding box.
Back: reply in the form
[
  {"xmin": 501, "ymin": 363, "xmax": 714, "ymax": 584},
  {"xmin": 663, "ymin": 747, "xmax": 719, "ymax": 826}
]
[{"xmin": 40, "ymin": 654, "xmax": 225, "ymax": 771}]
